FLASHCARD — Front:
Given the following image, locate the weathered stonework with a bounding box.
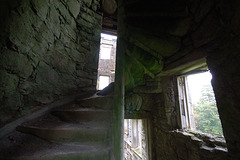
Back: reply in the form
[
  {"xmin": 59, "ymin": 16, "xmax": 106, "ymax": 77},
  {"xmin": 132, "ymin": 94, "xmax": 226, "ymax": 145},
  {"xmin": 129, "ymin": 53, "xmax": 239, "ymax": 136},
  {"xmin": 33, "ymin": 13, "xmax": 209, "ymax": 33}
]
[
  {"xmin": 122, "ymin": 0, "xmax": 240, "ymax": 159},
  {"xmin": 0, "ymin": 0, "xmax": 102, "ymax": 127}
]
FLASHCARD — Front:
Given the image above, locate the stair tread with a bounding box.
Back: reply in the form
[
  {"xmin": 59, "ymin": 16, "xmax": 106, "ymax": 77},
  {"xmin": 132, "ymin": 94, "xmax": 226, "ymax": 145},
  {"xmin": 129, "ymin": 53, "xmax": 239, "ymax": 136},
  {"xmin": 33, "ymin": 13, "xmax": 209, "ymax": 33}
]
[
  {"xmin": 76, "ymin": 95, "xmax": 113, "ymax": 103},
  {"xmin": 0, "ymin": 95, "xmax": 113, "ymax": 159},
  {"xmin": 53, "ymin": 107, "xmax": 111, "ymax": 112},
  {"xmin": 0, "ymin": 131, "xmax": 110, "ymax": 158},
  {"xmin": 19, "ymin": 124, "xmax": 108, "ymax": 130},
  {"xmin": 20, "ymin": 114, "xmax": 109, "ymax": 129}
]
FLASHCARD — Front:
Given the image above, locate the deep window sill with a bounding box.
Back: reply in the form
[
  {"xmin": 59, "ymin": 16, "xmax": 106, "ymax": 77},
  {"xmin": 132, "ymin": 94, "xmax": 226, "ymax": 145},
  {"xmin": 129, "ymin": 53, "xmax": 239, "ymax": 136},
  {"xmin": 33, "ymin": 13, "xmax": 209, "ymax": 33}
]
[{"xmin": 170, "ymin": 129, "xmax": 228, "ymax": 153}]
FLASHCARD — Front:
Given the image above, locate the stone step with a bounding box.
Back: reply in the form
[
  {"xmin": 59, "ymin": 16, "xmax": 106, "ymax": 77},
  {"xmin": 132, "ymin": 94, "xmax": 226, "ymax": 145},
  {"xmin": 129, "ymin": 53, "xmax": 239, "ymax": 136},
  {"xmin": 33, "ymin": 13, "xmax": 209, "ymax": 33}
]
[
  {"xmin": 16, "ymin": 123, "xmax": 109, "ymax": 144},
  {"xmin": 0, "ymin": 94, "xmax": 114, "ymax": 160},
  {"xmin": 1, "ymin": 147, "xmax": 110, "ymax": 160},
  {"xmin": 0, "ymin": 131, "xmax": 110, "ymax": 160},
  {"xmin": 51, "ymin": 108, "xmax": 112, "ymax": 123},
  {"xmin": 76, "ymin": 95, "xmax": 113, "ymax": 110}
]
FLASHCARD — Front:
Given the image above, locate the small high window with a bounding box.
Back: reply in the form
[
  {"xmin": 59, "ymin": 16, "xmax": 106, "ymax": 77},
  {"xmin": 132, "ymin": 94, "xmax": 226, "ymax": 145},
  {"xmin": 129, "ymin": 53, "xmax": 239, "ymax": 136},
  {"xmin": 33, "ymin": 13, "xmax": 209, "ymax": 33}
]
[
  {"xmin": 177, "ymin": 71, "xmax": 223, "ymax": 135},
  {"xmin": 97, "ymin": 33, "xmax": 117, "ymax": 90}
]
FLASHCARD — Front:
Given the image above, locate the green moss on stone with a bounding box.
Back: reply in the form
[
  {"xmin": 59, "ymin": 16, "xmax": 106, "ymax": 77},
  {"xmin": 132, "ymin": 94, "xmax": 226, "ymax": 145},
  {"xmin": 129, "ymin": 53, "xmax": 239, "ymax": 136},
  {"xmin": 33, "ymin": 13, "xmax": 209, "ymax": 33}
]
[
  {"xmin": 129, "ymin": 31, "xmax": 181, "ymax": 57},
  {"xmin": 125, "ymin": 45, "xmax": 163, "ymax": 90}
]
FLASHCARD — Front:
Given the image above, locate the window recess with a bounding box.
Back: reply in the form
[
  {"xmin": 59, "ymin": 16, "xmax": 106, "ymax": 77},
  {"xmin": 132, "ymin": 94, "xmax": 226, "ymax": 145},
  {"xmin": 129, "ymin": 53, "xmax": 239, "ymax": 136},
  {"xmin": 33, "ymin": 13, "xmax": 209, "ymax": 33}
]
[{"xmin": 177, "ymin": 71, "xmax": 223, "ymax": 135}]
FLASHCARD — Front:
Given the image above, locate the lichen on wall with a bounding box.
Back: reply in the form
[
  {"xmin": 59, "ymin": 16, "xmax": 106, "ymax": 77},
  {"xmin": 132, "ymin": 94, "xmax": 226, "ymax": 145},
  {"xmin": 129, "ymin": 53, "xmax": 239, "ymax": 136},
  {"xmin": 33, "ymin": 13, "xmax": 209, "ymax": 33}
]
[
  {"xmin": 125, "ymin": 44, "xmax": 163, "ymax": 91},
  {"xmin": 0, "ymin": 0, "xmax": 102, "ymax": 127}
]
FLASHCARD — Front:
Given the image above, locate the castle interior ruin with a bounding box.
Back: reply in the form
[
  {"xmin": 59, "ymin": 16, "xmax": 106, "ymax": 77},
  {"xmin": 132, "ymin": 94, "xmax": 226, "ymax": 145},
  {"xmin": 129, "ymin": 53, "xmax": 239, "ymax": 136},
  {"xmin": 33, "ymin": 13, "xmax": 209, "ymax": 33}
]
[{"xmin": 0, "ymin": 0, "xmax": 240, "ymax": 159}]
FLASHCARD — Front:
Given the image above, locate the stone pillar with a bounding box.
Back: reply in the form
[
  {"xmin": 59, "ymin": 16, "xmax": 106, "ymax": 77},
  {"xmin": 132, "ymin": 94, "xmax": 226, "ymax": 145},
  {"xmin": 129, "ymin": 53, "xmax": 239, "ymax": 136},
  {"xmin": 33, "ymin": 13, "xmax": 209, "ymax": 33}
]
[{"xmin": 113, "ymin": 0, "xmax": 126, "ymax": 159}]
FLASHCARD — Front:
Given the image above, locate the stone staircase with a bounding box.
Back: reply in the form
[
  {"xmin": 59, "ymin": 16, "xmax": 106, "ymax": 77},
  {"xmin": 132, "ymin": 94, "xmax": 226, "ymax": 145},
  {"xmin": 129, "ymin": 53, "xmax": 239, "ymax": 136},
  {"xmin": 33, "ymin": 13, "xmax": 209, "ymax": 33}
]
[{"xmin": 0, "ymin": 94, "xmax": 113, "ymax": 160}]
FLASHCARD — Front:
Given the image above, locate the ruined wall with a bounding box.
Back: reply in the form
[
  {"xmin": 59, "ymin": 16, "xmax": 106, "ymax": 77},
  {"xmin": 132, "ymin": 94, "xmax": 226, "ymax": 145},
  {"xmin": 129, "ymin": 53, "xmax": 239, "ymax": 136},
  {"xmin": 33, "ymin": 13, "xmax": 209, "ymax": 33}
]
[
  {"xmin": 207, "ymin": 38, "xmax": 240, "ymax": 159},
  {"xmin": 0, "ymin": 0, "xmax": 102, "ymax": 127},
  {"xmin": 122, "ymin": 0, "xmax": 240, "ymax": 159},
  {"xmin": 151, "ymin": 77, "xmax": 228, "ymax": 160},
  {"xmin": 126, "ymin": 76, "xmax": 228, "ymax": 160}
]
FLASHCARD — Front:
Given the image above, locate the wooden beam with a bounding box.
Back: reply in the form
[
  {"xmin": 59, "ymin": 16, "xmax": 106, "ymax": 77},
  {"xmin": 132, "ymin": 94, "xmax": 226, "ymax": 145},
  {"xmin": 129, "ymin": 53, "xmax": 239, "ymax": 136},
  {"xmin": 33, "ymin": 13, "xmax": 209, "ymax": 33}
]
[{"xmin": 157, "ymin": 49, "xmax": 208, "ymax": 76}]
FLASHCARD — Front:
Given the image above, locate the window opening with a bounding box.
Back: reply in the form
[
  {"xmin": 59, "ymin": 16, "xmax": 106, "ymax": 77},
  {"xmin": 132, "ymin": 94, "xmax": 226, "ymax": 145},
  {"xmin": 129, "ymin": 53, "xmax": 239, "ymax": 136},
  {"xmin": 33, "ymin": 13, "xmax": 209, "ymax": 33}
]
[
  {"xmin": 124, "ymin": 119, "xmax": 149, "ymax": 160},
  {"xmin": 177, "ymin": 71, "xmax": 223, "ymax": 135},
  {"xmin": 98, "ymin": 76, "xmax": 110, "ymax": 90},
  {"xmin": 100, "ymin": 45, "xmax": 111, "ymax": 59},
  {"xmin": 97, "ymin": 33, "xmax": 117, "ymax": 90}
]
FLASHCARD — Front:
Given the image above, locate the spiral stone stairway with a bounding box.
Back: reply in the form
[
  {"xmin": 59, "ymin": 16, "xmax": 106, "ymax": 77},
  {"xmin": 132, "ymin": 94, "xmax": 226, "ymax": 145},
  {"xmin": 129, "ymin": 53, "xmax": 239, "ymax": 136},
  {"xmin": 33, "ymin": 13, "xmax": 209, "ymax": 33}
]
[
  {"xmin": 0, "ymin": 95, "xmax": 113, "ymax": 160},
  {"xmin": 0, "ymin": 0, "xmax": 221, "ymax": 159}
]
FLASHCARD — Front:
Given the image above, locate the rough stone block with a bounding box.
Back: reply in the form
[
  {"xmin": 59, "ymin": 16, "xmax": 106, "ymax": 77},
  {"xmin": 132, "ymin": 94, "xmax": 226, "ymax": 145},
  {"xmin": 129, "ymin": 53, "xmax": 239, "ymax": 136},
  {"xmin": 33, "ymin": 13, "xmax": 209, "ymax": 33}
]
[
  {"xmin": 45, "ymin": 5, "xmax": 61, "ymax": 38},
  {"xmin": 83, "ymin": 0, "xmax": 92, "ymax": 7},
  {"xmin": 0, "ymin": 70, "xmax": 19, "ymax": 96},
  {"xmin": 191, "ymin": 12, "xmax": 221, "ymax": 48},
  {"xmin": 19, "ymin": 81, "xmax": 34, "ymax": 95},
  {"xmin": 67, "ymin": 0, "xmax": 81, "ymax": 18},
  {"xmin": 77, "ymin": 18, "xmax": 94, "ymax": 29},
  {"xmin": 30, "ymin": 0, "xmax": 49, "ymax": 21},
  {"xmin": 46, "ymin": 51, "xmax": 76, "ymax": 74},
  {"xmin": 36, "ymin": 61, "xmax": 59, "ymax": 84},
  {"xmin": 3, "ymin": 93, "xmax": 23, "ymax": 110},
  {"xmin": 75, "ymin": 78, "xmax": 93, "ymax": 87},
  {"xmin": 55, "ymin": 1, "xmax": 73, "ymax": 25},
  {"xmin": 0, "ymin": 50, "xmax": 33, "ymax": 79},
  {"xmin": 61, "ymin": 24, "xmax": 77, "ymax": 40},
  {"xmin": 81, "ymin": 12, "xmax": 96, "ymax": 24}
]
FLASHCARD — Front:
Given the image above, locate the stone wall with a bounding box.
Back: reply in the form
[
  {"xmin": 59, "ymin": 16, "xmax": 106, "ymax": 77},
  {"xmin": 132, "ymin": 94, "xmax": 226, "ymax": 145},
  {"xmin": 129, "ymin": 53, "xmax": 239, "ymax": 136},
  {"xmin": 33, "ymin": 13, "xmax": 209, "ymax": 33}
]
[
  {"xmin": 0, "ymin": 0, "xmax": 102, "ymax": 127},
  {"xmin": 151, "ymin": 77, "xmax": 228, "ymax": 160},
  {"xmin": 122, "ymin": 0, "xmax": 240, "ymax": 159},
  {"xmin": 207, "ymin": 37, "xmax": 240, "ymax": 159}
]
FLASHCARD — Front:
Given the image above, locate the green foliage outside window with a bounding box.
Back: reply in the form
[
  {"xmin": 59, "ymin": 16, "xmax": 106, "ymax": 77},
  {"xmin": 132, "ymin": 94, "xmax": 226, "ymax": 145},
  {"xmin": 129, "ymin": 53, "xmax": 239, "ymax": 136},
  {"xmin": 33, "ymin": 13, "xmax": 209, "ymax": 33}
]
[{"xmin": 194, "ymin": 85, "xmax": 223, "ymax": 135}]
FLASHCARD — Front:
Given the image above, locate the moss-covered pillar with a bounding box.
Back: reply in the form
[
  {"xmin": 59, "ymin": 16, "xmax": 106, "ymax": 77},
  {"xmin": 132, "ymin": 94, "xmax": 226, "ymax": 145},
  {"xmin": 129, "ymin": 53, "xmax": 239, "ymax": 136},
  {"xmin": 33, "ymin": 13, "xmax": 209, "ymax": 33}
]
[{"xmin": 113, "ymin": 0, "xmax": 125, "ymax": 159}]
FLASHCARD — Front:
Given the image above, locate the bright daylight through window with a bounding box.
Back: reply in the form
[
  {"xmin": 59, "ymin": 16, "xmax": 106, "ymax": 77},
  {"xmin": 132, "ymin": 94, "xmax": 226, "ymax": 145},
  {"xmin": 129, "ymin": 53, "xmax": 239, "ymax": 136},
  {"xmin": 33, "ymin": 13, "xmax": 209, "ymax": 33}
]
[
  {"xmin": 97, "ymin": 33, "xmax": 117, "ymax": 90},
  {"xmin": 124, "ymin": 119, "xmax": 149, "ymax": 160},
  {"xmin": 98, "ymin": 76, "xmax": 110, "ymax": 90},
  {"xmin": 178, "ymin": 71, "xmax": 223, "ymax": 135},
  {"xmin": 100, "ymin": 45, "xmax": 111, "ymax": 59}
]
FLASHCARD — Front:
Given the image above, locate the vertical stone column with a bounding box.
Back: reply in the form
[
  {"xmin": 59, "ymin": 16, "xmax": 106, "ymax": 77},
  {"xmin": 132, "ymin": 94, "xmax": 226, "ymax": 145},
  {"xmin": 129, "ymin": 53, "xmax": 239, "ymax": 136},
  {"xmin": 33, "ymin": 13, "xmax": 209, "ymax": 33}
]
[
  {"xmin": 162, "ymin": 77, "xmax": 179, "ymax": 129},
  {"xmin": 113, "ymin": 0, "xmax": 126, "ymax": 159}
]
